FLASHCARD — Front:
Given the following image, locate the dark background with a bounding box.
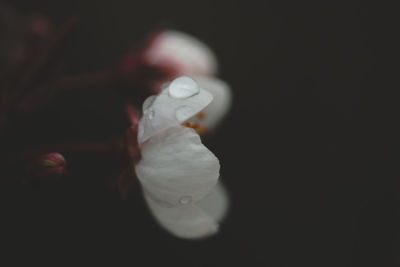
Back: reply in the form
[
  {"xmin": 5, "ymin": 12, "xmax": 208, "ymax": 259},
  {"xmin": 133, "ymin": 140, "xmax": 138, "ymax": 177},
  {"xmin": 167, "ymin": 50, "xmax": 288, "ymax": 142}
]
[{"xmin": 1, "ymin": 0, "xmax": 399, "ymax": 266}]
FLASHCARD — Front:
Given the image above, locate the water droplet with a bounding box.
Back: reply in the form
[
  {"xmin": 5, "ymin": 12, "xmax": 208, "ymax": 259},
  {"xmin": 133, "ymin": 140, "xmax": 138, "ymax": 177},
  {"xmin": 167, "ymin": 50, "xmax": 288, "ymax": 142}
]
[
  {"xmin": 148, "ymin": 110, "xmax": 155, "ymax": 120},
  {"xmin": 168, "ymin": 77, "xmax": 200, "ymax": 99},
  {"xmin": 175, "ymin": 106, "xmax": 193, "ymax": 122},
  {"xmin": 179, "ymin": 196, "xmax": 192, "ymax": 205}
]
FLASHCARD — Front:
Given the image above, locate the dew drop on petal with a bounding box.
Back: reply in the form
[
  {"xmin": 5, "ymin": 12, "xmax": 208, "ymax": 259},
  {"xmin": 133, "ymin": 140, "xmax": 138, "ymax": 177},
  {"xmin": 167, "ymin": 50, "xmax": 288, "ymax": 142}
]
[
  {"xmin": 175, "ymin": 106, "xmax": 193, "ymax": 121},
  {"xmin": 168, "ymin": 77, "xmax": 200, "ymax": 99},
  {"xmin": 148, "ymin": 110, "xmax": 155, "ymax": 120},
  {"xmin": 179, "ymin": 196, "xmax": 192, "ymax": 205}
]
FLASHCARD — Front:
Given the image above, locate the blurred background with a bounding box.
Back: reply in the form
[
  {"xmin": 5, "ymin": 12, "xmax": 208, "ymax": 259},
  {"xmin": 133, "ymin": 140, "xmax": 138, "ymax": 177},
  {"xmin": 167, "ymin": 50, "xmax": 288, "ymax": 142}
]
[{"xmin": 1, "ymin": 0, "xmax": 399, "ymax": 266}]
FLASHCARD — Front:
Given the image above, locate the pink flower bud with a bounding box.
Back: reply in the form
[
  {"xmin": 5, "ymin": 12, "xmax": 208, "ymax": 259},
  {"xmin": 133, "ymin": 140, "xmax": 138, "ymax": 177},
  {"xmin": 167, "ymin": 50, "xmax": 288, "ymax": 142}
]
[{"xmin": 33, "ymin": 153, "xmax": 67, "ymax": 180}]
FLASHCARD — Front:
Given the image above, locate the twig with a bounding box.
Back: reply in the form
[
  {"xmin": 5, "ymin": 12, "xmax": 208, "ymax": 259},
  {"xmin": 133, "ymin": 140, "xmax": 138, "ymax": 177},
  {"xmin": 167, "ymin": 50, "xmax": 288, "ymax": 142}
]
[
  {"xmin": 0, "ymin": 141, "xmax": 114, "ymax": 167},
  {"xmin": 14, "ymin": 17, "xmax": 79, "ymax": 104}
]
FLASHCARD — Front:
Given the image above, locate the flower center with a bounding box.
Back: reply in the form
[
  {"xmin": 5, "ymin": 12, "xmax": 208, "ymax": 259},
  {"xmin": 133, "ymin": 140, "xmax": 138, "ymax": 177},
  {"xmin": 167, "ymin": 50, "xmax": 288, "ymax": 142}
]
[
  {"xmin": 182, "ymin": 111, "xmax": 208, "ymax": 134},
  {"xmin": 196, "ymin": 111, "xmax": 205, "ymax": 119}
]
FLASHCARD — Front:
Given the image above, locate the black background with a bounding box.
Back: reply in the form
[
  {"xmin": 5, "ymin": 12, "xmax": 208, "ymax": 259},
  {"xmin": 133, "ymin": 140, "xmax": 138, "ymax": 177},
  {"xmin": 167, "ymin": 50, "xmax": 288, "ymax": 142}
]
[{"xmin": 1, "ymin": 0, "xmax": 399, "ymax": 266}]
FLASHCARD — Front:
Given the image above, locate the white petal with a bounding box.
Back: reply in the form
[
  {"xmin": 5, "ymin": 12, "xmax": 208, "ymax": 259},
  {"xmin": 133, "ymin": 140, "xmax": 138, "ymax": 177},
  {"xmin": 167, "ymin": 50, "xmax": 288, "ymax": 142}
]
[
  {"xmin": 188, "ymin": 76, "xmax": 232, "ymax": 131},
  {"xmin": 138, "ymin": 77, "xmax": 213, "ymax": 144},
  {"xmin": 197, "ymin": 182, "xmax": 229, "ymax": 223},
  {"xmin": 144, "ymin": 192, "xmax": 219, "ymax": 239},
  {"xmin": 142, "ymin": 95, "xmax": 156, "ymax": 111},
  {"xmin": 135, "ymin": 125, "xmax": 220, "ymax": 206},
  {"xmin": 144, "ymin": 30, "xmax": 218, "ymax": 76}
]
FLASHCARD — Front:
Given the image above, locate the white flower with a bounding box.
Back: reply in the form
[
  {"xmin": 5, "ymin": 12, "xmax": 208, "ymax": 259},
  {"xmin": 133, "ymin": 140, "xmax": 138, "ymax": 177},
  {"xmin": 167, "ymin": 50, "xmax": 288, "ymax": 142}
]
[
  {"xmin": 143, "ymin": 30, "xmax": 218, "ymax": 76},
  {"xmin": 135, "ymin": 76, "xmax": 229, "ymax": 239},
  {"xmin": 141, "ymin": 30, "xmax": 232, "ymax": 134}
]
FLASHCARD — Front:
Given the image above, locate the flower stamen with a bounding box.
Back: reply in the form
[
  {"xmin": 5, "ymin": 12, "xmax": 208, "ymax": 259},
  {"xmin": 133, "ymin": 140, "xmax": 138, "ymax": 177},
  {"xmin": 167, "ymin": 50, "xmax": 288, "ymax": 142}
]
[
  {"xmin": 182, "ymin": 121, "xmax": 209, "ymax": 134},
  {"xmin": 196, "ymin": 111, "xmax": 206, "ymax": 119},
  {"xmin": 182, "ymin": 121, "xmax": 200, "ymax": 130}
]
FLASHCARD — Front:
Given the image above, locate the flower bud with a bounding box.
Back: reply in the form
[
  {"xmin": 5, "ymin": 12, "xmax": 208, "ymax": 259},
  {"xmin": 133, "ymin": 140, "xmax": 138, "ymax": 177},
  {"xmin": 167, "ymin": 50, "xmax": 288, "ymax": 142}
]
[{"xmin": 32, "ymin": 152, "xmax": 67, "ymax": 181}]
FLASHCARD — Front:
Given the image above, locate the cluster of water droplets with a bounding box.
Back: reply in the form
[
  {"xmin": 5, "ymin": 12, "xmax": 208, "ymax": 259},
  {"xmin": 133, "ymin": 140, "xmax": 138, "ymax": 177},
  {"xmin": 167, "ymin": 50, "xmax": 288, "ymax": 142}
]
[
  {"xmin": 137, "ymin": 75, "xmax": 210, "ymax": 144},
  {"xmin": 145, "ymin": 76, "xmax": 200, "ymax": 122}
]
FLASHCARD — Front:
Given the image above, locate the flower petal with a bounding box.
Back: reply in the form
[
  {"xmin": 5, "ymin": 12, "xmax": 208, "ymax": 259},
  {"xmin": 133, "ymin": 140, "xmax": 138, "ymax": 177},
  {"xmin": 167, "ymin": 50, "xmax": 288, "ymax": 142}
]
[
  {"xmin": 138, "ymin": 77, "xmax": 213, "ymax": 144},
  {"xmin": 197, "ymin": 182, "xmax": 229, "ymax": 223},
  {"xmin": 188, "ymin": 76, "xmax": 232, "ymax": 131},
  {"xmin": 135, "ymin": 125, "xmax": 220, "ymax": 206},
  {"xmin": 144, "ymin": 30, "xmax": 218, "ymax": 76},
  {"xmin": 144, "ymin": 191, "xmax": 219, "ymax": 239}
]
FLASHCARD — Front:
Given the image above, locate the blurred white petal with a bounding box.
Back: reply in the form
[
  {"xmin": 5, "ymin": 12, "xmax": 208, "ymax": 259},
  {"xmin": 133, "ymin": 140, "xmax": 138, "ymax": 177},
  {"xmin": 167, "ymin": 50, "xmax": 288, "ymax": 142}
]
[
  {"xmin": 189, "ymin": 76, "xmax": 232, "ymax": 131},
  {"xmin": 144, "ymin": 30, "xmax": 218, "ymax": 76},
  {"xmin": 197, "ymin": 182, "xmax": 229, "ymax": 223},
  {"xmin": 144, "ymin": 192, "xmax": 219, "ymax": 239}
]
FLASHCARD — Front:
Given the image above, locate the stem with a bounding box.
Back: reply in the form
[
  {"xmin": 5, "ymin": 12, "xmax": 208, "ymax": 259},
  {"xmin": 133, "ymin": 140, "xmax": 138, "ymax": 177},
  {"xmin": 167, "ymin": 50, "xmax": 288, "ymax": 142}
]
[
  {"xmin": 37, "ymin": 142, "xmax": 113, "ymax": 153},
  {"xmin": 48, "ymin": 70, "xmax": 119, "ymax": 92},
  {"xmin": 2, "ymin": 17, "xmax": 79, "ymax": 121},
  {"xmin": 1, "ymin": 141, "xmax": 114, "ymax": 167},
  {"xmin": 0, "ymin": 141, "xmax": 114, "ymax": 187},
  {"xmin": 13, "ymin": 17, "xmax": 79, "ymax": 105},
  {"xmin": 125, "ymin": 101, "xmax": 141, "ymax": 126}
]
